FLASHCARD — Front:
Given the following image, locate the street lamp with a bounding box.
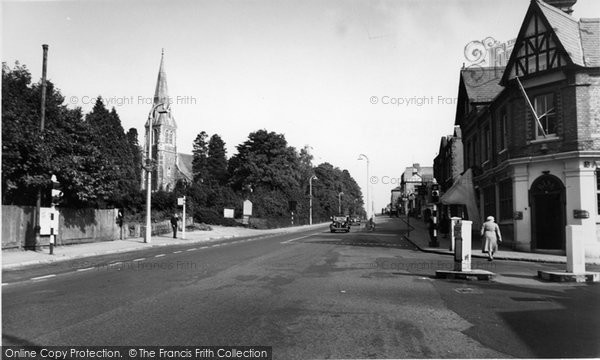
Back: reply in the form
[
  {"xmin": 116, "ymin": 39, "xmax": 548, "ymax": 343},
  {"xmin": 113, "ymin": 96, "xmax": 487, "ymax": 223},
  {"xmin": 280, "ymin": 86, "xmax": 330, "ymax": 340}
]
[
  {"xmin": 145, "ymin": 102, "xmax": 169, "ymax": 243},
  {"xmin": 357, "ymin": 153, "xmax": 370, "ymax": 220},
  {"xmin": 309, "ymin": 175, "xmax": 318, "ymax": 225},
  {"xmin": 338, "ymin": 192, "xmax": 344, "ymax": 215}
]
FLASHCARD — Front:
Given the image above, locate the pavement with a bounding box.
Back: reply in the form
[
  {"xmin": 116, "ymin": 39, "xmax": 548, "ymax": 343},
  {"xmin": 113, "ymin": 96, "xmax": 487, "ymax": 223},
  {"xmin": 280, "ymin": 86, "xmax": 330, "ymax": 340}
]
[
  {"xmin": 1, "ymin": 222, "xmax": 328, "ymax": 270},
  {"xmin": 400, "ymin": 215, "xmax": 600, "ymax": 265}
]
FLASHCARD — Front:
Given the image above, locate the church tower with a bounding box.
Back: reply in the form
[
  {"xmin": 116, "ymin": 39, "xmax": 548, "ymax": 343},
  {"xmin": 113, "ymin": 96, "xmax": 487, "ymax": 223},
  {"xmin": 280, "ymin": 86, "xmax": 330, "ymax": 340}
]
[{"xmin": 144, "ymin": 49, "xmax": 178, "ymax": 191}]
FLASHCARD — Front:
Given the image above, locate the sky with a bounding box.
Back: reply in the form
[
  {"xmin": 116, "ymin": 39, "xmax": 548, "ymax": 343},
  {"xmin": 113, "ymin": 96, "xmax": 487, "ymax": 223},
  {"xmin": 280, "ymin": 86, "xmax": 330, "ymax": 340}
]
[{"xmin": 2, "ymin": 0, "xmax": 599, "ymax": 214}]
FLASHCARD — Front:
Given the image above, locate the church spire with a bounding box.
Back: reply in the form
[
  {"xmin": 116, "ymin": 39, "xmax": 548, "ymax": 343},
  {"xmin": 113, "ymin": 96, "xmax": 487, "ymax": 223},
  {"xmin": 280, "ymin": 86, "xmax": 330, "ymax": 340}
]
[{"xmin": 154, "ymin": 48, "xmax": 170, "ymax": 107}]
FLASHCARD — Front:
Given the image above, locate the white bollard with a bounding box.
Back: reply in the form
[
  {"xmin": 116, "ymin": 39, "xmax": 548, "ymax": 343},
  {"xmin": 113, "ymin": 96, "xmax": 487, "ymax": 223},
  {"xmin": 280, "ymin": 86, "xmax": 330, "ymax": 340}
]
[{"xmin": 566, "ymin": 225, "xmax": 586, "ymax": 273}]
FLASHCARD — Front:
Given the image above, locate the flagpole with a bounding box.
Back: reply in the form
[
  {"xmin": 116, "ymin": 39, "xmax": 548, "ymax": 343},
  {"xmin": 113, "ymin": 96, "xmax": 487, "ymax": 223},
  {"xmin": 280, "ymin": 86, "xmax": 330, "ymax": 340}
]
[{"xmin": 515, "ymin": 76, "xmax": 547, "ymax": 138}]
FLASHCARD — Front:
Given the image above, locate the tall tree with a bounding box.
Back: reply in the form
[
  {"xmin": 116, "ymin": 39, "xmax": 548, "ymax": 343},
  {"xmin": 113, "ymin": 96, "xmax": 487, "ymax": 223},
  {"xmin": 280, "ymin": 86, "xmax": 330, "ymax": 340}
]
[
  {"xmin": 126, "ymin": 127, "xmax": 143, "ymax": 188},
  {"xmin": 228, "ymin": 130, "xmax": 301, "ymax": 218},
  {"xmin": 206, "ymin": 134, "xmax": 228, "ymax": 185},
  {"xmin": 85, "ymin": 98, "xmax": 137, "ymax": 207},
  {"xmin": 192, "ymin": 131, "xmax": 209, "ymax": 183},
  {"xmin": 2, "ymin": 62, "xmax": 109, "ymax": 207}
]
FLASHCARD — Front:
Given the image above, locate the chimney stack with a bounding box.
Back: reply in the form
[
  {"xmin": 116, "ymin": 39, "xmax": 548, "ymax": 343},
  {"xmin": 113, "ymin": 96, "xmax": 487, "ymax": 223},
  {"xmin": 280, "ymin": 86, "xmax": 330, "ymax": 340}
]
[{"xmin": 542, "ymin": 0, "xmax": 577, "ymax": 15}]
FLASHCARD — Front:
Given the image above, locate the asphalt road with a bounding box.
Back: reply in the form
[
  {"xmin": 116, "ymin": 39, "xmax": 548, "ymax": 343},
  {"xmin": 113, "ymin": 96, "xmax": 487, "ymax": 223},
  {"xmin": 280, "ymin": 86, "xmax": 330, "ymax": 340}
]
[{"xmin": 3, "ymin": 218, "xmax": 599, "ymax": 359}]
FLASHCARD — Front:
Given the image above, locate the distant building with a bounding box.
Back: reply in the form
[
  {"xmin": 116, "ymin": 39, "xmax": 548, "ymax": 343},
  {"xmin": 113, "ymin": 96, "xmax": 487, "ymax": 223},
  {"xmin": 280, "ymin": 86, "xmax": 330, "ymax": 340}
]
[
  {"xmin": 142, "ymin": 50, "xmax": 193, "ymax": 191},
  {"xmin": 440, "ymin": 0, "xmax": 600, "ymax": 257},
  {"xmin": 400, "ymin": 163, "xmax": 434, "ymax": 217},
  {"xmin": 433, "ymin": 126, "xmax": 465, "ymax": 218}
]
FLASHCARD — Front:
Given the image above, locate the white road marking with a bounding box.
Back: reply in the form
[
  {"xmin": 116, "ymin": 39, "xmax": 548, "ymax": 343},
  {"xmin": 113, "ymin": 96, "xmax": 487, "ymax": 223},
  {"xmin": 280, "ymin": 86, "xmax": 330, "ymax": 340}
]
[
  {"xmin": 31, "ymin": 274, "xmax": 56, "ymax": 280},
  {"xmin": 76, "ymin": 267, "xmax": 94, "ymax": 272},
  {"xmin": 133, "ymin": 258, "xmax": 145, "ymax": 262},
  {"xmin": 154, "ymin": 254, "xmax": 165, "ymax": 258},
  {"xmin": 173, "ymin": 251, "xmax": 182, "ymax": 254},
  {"xmin": 186, "ymin": 248, "xmax": 197, "ymax": 252},
  {"xmin": 281, "ymin": 233, "xmax": 316, "ymax": 244}
]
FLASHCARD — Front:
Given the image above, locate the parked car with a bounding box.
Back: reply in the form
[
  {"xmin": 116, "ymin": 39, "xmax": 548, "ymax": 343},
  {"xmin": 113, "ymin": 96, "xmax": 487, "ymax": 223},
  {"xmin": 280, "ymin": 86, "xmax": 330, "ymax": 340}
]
[{"xmin": 330, "ymin": 216, "xmax": 351, "ymax": 233}]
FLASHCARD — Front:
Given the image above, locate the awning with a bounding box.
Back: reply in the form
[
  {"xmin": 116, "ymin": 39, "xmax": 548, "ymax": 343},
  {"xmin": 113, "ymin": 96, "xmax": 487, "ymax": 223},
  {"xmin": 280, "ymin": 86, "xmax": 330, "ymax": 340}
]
[{"xmin": 440, "ymin": 168, "xmax": 481, "ymax": 228}]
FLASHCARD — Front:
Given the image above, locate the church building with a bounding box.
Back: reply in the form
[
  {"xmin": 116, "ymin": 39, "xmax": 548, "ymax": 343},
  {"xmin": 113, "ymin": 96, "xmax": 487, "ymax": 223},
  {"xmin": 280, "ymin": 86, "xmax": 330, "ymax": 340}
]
[{"xmin": 142, "ymin": 50, "xmax": 193, "ymax": 191}]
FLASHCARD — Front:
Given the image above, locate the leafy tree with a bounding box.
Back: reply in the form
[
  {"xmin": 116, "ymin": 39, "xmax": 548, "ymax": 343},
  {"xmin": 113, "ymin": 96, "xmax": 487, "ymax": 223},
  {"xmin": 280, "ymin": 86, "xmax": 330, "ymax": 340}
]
[
  {"xmin": 206, "ymin": 134, "xmax": 228, "ymax": 185},
  {"xmin": 85, "ymin": 98, "xmax": 139, "ymax": 207},
  {"xmin": 192, "ymin": 131, "xmax": 209, "ymax": 183},
  {"xmin": 2, "ymin": 62, "xmax": 107, "ymax": 207}
]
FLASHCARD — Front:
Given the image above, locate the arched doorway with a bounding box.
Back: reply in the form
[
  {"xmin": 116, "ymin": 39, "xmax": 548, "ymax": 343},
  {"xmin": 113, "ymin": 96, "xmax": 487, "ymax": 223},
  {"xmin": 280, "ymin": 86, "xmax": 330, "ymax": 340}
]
[{"xmin": 529, "ymin": 174, "xmax": 565, "ymax": 251}]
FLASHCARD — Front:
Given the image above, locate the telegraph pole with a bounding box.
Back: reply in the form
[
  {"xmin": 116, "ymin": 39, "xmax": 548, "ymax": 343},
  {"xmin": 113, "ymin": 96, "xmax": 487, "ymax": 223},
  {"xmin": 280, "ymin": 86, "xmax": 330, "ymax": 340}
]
[{"xmin": 34, "ymin": 44, "xmax": 49, "ymax": 251}]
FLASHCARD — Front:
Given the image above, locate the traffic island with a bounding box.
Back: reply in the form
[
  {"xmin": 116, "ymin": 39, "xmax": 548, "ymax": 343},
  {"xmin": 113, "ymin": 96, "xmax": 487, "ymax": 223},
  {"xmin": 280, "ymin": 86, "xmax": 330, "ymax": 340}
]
[
  {"xmin": 537, "ymin": 225, "xmax": 600, "ymax": 283},
  {"xmin": 435, "ymin": 219, "xmax": 496, "ymax": 281},
  {"xmin": 537, "ymin": 270, "xmax": 600, "ymax": 283},
  {"xmin": 436, "ymin": 269, "xmax": 496, "ymax": 281}
]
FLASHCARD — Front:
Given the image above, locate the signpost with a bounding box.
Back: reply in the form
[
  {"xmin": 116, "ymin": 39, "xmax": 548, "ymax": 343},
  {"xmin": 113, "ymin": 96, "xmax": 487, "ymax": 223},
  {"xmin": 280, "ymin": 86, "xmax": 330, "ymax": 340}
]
[
  {"xmin": 177, "ymin": 196, "xmax": 186, "ymax": 239},
  {"xmin": 243, "ymin": 200, "xmax": 253, "ymax": 225}
]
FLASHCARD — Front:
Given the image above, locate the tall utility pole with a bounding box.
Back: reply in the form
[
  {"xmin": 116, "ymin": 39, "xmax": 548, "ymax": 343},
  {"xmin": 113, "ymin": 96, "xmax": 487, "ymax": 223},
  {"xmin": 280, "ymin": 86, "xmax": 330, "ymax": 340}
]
[
  {"xmin": 358, "ymin": 154, "xmax": 370, "ymax": 220},
  {"xmin": 34, "ymin": 44, "xmax": 49, "ymax": 251},
  {"xmin": 309, "ymin": 175, "xmax": 317, "ymax": 225}
]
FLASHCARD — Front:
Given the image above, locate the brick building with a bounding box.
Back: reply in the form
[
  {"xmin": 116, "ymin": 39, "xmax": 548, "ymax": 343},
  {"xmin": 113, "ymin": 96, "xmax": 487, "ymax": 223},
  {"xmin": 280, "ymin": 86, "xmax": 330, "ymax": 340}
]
[
  {"xmin": 442, "ymin": 0, "xmax": 600, "ymax": 256},
  {"xmin": 433, "ymin": 126, "xmax": 464, "ymax": 219},
  {"xmin": 142, "ymin": 50, "xmax": 193, "ymax": 191}
]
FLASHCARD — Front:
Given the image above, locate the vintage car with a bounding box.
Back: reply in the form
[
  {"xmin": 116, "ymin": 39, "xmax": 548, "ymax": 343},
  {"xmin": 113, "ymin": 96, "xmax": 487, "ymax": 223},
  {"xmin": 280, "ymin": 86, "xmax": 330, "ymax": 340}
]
[
  {"xmin": 349, "ymin": 217, "xmax": 361, "ymax": 226},
  {"xmin": 330, "ymin": 216, "xmax": 351, "ymax": 233}
]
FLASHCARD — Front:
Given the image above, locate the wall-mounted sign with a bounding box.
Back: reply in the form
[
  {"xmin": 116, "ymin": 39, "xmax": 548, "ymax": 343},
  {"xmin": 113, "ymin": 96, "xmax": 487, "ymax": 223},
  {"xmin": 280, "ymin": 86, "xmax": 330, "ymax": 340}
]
[
  {"xmin": 513, "ymin": 211, "xmax": 523, "ymax": 220},
  {"xmin": 573, "ymin": 210, "xmax": 590, "ymax": 219}
]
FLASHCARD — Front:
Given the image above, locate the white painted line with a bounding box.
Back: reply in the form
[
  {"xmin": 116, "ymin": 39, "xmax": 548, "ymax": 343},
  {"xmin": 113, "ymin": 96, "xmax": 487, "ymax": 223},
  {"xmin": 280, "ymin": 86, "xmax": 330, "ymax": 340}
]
[
  {"xmin": 281, "ymin": 233, "xmax": 316, "ymax": 244},
  {"xmin": 173, "ymin": 251, "xmax": 182, "ymax": 254},
  {"xmin": 2, "ymin": 283, "xmax": 9, "ymax": 286},
  {"xmin": 31, "ymin": 274, "xmax": 56, "ymax": 280},
  {"xmin": 111, "ymin": 262, "xmax": 123, "ymax": 266},
  {"xmin": 199, "ymin": 246, "xmax": 209, "ymax": 249},
  {"xmin": 76, "ymin": 267, "xmax": 94, "ymax": 272},
  {"xmin": 186, "ymin": 248, "xmax": 197, "ymax": 252},
  {"xmin": 155, "ymin": 254, "xmax": 165, "ymax": 258},
  {"xmin": 212, "ymin": 244, "xmax": 221, "ymax": 247},
  {"xmin": 133, "ymin": 258, "xmax": 145, "ymax": 262}
]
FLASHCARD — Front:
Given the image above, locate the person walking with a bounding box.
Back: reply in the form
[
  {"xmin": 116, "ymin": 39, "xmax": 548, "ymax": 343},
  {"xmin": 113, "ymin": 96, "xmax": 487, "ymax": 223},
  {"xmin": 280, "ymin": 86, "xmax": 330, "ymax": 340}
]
[
  {"xmin": 170, "ymin": 213, "xmax": 179, "ymax": 239},
  {"xmin": 481, "ymin": 216, "xmax": 502, "ymax": 261}
]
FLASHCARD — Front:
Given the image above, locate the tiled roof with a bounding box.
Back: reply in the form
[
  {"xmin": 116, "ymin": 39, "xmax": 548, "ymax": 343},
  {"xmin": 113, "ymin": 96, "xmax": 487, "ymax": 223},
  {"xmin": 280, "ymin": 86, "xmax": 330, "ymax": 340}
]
[
  {"xmin": 460, "ymin": 67, "xmax": 504, "ymax": 103},
  {"xmin": 176, "ymin": 153, "xmax": 193, "ymax": 181},
  {"xmin": 537, "ymin": 0, "xmax": 584, "ymax": 66},
  {"xmin": 537, "ymin": 0, "xmax": 600, "ymax": 67},
  {"xmin": 579, "ymin": 18, "xmax": 600, "ymax": 67}
]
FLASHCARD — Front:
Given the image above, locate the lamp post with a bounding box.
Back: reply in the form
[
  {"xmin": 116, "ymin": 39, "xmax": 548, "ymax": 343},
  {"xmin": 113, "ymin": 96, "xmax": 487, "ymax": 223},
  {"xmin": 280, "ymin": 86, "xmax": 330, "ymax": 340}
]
[
  {"xmin": 358, "ymin": 153, "xmax": 370, "ymax": 220},
  {"xmin": 309, "ymin": 175, "xmax": 318, "ymax": 225},
  {"xmin": 338, "ymin": 191, "xmax": 344, "ymax": 215},
  {"xmin": 145, "ymin": 102, "xmax": 168, "ymax": 243}
]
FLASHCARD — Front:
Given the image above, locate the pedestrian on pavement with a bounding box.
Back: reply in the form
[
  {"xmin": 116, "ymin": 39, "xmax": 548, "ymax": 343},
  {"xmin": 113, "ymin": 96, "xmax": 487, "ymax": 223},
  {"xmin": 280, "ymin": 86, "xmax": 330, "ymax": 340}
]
[
  {"xmin": 481, "ymin": 216, "xmax": 502, "ymax": 261},
  {"xmin": 170, "ymin": 213, "xmax": 179, "ymax": 239}
]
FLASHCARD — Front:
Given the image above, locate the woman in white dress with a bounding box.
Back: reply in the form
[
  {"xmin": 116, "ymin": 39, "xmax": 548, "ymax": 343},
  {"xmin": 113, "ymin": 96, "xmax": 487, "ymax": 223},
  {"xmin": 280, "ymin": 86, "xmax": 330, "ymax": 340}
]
[{"xmin": 481, "ymin": 216, "xmax": 502, "ymax": 261}]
